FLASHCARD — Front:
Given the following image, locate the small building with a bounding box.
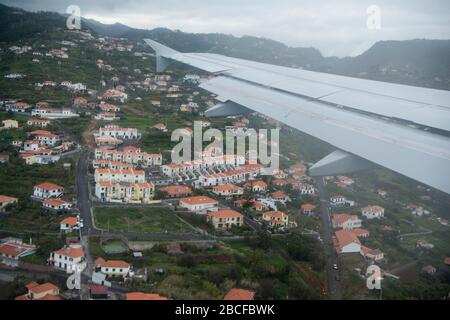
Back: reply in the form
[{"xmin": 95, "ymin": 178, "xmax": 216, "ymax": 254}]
[
  {"xmin": 27, "ymin": 119, "xmax": 50, "ymax": 128},
  {"xmin": 60, "ymin": 216, "xmax": 79, "ymax": 233},
  {"xmin": 95, "ymin": 258, "xmax": 131, "ymax": 278},
  {"xmin": 0, "ymin": 153, "xmax": 10, "ymax": 163},
  {"xmin": 179, "ymin": 196, "xmax": 219, "ymax": 214},
  {"xmin": 153, "ymin": 123, "xmax": 167, "ymax": 132},
  {"xmin": 0, "ymin": 195, "xmax": 18, "ymax": 212},
  {"xmin": 352, "ymin": 228, "xmax": 370, "ymax": 239},
  {"xmin": 361, "ymin": 205, "xmax": 385, "ymax": 220},
  {"xmin": 49, "ymin": 244, "xmax": 86, "ymax": 273},
  {"xmin": 212, "ymin": 184, "xmax": 244, "ymax": 197},
  {"xmin": 223, "ymin": 288, "xmax": 255, "ymax": 300},
  {"xmin": 301, "ymin": 204, "xmax": 317, "ymax": 216},
  {"xmin": 360, "ymin": 246, "xmax": 384, "ymax": 262},
  {"xmin": 269, "ymin": 191, "xmax": 290, "ymax": 204},
  {"xmin": 334, "ymin": 230, "xmax": 361, "ymax": 254},
  {"xmin": 0, "ymin": 239, "xmax": 37, "ymax": 267},
  {"xmin": 332, "ymin": 214, "xmax": 362, "ymax": 230},
  {"xmin": 90, "ymin": 284, "xmax": 109, "ymax": 300},
  {"xmin": 166, "ymin": 243, "xmax": 183, "ymax": 256},
  {"xmin": 2, "ymin": 119, "xmax": 19, "ymax": 129},
  {"xmin": 416, "ymin": 240, "xmax": 434, "ymax": 250},
  {"xmin": 42, "ymin": 199, "xmax": 72, "ymax": 212},
  {"xmin": 159, "ymin": 185, "xmax": 193, "ymax": 198},
  {"xmin": 33, "ymin": 182, "xmax": 64, "ymax": 199},
  {"xmin": 262, "ymin": 211, "xmax": 289, "ymax": 229},
  {"xmin": 15, "ymin": 282, "xmax": 60, "ymax": 300},
  {"xmin": 207, "ymin": 210, "xmax": 244, "ymax": 230},
  {"xmin": 330, "ymin": 195, "xmax": 355, "ymax": 207},
  {"xmin": 245, "ymin": 180, "xmax": 268, "ymax": 193}
]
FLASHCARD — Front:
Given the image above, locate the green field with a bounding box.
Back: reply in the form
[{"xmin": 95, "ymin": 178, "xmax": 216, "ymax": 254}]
[{"xmin": 93, "ymin": 206, "xmax": 192, "ymax": 234}]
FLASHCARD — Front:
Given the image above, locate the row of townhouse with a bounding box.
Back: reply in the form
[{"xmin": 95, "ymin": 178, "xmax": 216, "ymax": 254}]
[
  {"xmin": 197, "ymin": 164, "xmax": 263, "ymax": 187},
  {"xmin": 92, "ymin": 160, "xmax": 134, "ymax": 170},
  {"xmin": 97, "ymin": 125, "xmax": 140, "ymax": 140},
  {"xmin": 161, "ymin": 155, "xmax": 246, "ymax": 177},
  {"xmin": 31, "ymin": 108, "xmax": 79, "ymax": 119},
  {"xmin": 95, "ymin": 181, "xmax": 155, "ymax": 204},
  {"xmin": 95, "ymin": 147, "xmax": 162, "ymax": 167},
  {"xmin": 94, "ymin": 169, "xmax": 146, "ymax": 184}
]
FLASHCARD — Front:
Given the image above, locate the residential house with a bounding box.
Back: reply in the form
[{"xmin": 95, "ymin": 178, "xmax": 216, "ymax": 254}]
[
  {"xmin": 33, "ymin": 183, "xmax": 64, "ymax": 199},
  {"xmin": 262, "ymin": 211, "xmax": 289, "ymax": 229},
  {"xmin": 334, "ymin": 230, "xmax": 361, "ymax": 254},
  {"xmin": 27, "ymin": 119, "xmax": 50, "ymax": 128},
  {"xmin": 0, "ymin": 195, "xmax": 18, "ymax": 212},
  {"xmin": 245, "ymin": 181, "xmax": 268, "ymax": 193},
  {"xmin": 330, "ymin": 195, "xmax": 355, "ymax": 206},
  {"xmin": 212, "ymin": 184, "xmax": 244, "ymax": 197},
  {"xmin": 269, "ymin": 191, "xmax": 290, "ymax": 204},
  {"xmin": 159, "ymin": 185, "xmax": 193, "ymax": 198},
  {"xmin": 95, "ymin": 258, "xmax": 131, "ymax": 278},
  {"xmin": 49, "ymin": 244, "xmax": 86, "ymax": 273},
  {"xmin": 417, "ymin": 240, "xmax": 434, "ymax": 250},
  {"xmin": 361, "ymin": 205, "xmax": 385, "ymax": 220},
  {"xmin": 360, "ymin": 246, "xmax": 384, "ymax": 262},
  {"xmin": 0, "ymin": 153, "xmax": 9, "ymax": 163},
  {"xmin": 73, "ymin": 97, "xmax": 87, "ymax": 107},
  {"xmin": 301, "ymin": 204, "xmax": 317, "ymax": 216},
  {"xmin": 352, "ymin": 229, "xmax": 370, "ymax": 239},
  {"xmin": 95, "ymin": 112, "xmax": 119, "ymax": 121},
  {"xmin": 42, "ymin": 199, "xmax": 72, "ymax": 212},
  {"xmin": 207, "ymin": 210, "xmax": 244, "ymax": 230},
  {"xmin": 0, "ymin": 239, "xmax": 37, "ymax": 267},
  {"xmin": 60, "ymin": 216, "xmax": 79, "ymax": 233},
  {"xmin": 153, "ymin": 123, "xmax": 167, "ymax": 132},
  {"xmin": 332, "ymin": 214, "xmax": 362, "ymax": 230},
  {"xmin": 179, "ymin": 196, "xmax": 219, "ymax": 214},
  {"xmin": 15, "ymin": 282, "xmax": 60, "ymax": 300},
  {"xmin": 2, "ymin": 119, "xmax": 19, "ymax": 129}
]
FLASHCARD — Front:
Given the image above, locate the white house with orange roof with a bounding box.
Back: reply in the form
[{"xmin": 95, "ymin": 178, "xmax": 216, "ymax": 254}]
[
  {"xmin": 28, "ymin": 130, "xmax": 61, "ymax": 147},
  {"xmin": 95, "ymin": 258, "xmax": 131, "ymax": 278},
  {"xmin": 33, "ymin": 182, "xmax": 64, "ymax": 199},
  {"xmin": 262, "ymin": 211, "xmax": 289, "ymax": 229},
  {"xmin": 179, "ymin": 196, "xmax": 218, "ymax": 214},
  {"xmin": 42, "ymin": 199, "xmax": 72, "ymax": 212},
  {"xmin": 269, "ymin": 191, "xmax": 291, "ymax": 204},
  {"xmin": 212, "ymin": 184, "xmax": 244, "ymax": 197},
  {"xmin": 95, "ymin": 112, "xmax": 119, "ymax": 121},
  {"xmin": 60, "ymin": 216, "xmax": 79, "ymax": 233},
  {"xmin": 360, "ymin": 246, "xmax": 384, "ymax": 262},
  {"xmin": 15, "ymin": 282, "xmax": 60, "ymax": 300},
  {"xmin": 223, "ymin": 288, "xmax": 255, "ymax": 300},
  {"xmin": 207, "ymin": 210, "xmax": 244, "ymax": 230},
  {"xmin": 0, "ymin": 239, "xmax": 37, "ymax": 267},
  {"xmin": 332, "ymin": 214, "xmax": 362, "ymax": 230},
  {"xmin": 49, "ymin": 244, "xmax": 86, "ymax": 273},
  {"xmin": 0, "ymin": 195, "xmax": 18, "ymax": 212},
  {"xmin": 334, "ymin": 230, "xmax": 361, "ymax": 254},
  {"xmin": 330, "ymin": 195, "xmax": 355, "ymax": 207},
  {"xmin": 99, "ymin": 102, "xmax": 121, "ymax": 113},
  {"xmin": 301, "ymin": 204, "xmax": 317, "ymax": 216},
  {"xmin": 361, "ymin": 205, "xmax": 385, "ymax": 220},
  {"xmin": 245, "ymin": 180, "xmax": 268, "ymax": 193}
]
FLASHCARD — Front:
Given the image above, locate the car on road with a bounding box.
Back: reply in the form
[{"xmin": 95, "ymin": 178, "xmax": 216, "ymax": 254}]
[{"xmin": 333, "ymin": 264, "xmax": 339, "ymax": 270}]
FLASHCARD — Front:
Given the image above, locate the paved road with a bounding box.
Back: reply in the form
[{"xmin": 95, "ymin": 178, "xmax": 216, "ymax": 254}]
[
  {"xmin": 316, "ymin": 177, "xmax": 342, "ymax": 300},
  {"xmin": 76, "ymin": 148, "xmax": 96, "ymax": 237}
]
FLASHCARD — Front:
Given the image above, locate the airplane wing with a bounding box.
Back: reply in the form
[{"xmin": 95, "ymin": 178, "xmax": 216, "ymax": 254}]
[{"xmin": 144, "ymin": 39, "xmax": 450, "ymax": 194}]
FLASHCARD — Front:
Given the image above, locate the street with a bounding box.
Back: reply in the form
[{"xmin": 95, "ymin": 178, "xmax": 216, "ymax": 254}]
[{"xmin": 316, "ymin": 177, "xmax": 342, "ymax": 300}]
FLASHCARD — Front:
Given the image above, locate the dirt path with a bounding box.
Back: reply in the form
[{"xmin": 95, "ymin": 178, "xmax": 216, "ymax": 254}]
[{"xmin": 82, "ymin": 118, "xmax": 99, "ymax": 148}]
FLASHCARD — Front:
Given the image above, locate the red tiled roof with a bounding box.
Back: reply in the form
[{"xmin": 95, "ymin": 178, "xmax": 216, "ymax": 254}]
[
  {"xmin": 126, "ymin": 292, "xmax": 168, "ymax": 300},
  {"xmin": 208, "ymin": 210, "xmax": 243, "ymax": 219},
  {"xmin": 35, "ymin": 182, "xmax": 64, "ymax": 191},
  {"xmin": 60, "ymin": 217, "xmax": 77, "ymax": 226},
  {"xmin": 223, "ymin": 288, "xmax": 255, "ymax": 300},
  {"xmin": 180, "ymin": 196, "xmax": 218, "ymax": 205}
]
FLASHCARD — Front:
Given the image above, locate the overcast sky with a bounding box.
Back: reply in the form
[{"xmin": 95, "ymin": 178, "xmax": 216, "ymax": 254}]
[{"xmin": 2, "ymin": 0, "xmax": 450, "ymax": 57}]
